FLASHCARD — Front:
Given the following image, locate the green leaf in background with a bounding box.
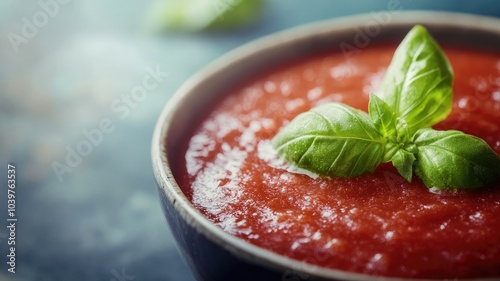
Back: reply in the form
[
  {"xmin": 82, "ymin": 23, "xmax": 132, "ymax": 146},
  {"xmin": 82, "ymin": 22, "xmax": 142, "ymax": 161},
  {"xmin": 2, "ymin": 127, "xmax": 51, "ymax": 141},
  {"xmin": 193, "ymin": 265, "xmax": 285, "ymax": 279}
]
[
  {"xmin": 272, "ymin": 103, "xmax": 385, "ymax": 177},
  {"xmin": 414, "ymin": 128, "xmax": 500, "ymax": 189},
  {"xmin": 145, "ymin": 0, "xmax": 264, "ymax": 32},
  {"xmin": 377, "ymin": 25, "xmax": 453, "ymax": 135}
]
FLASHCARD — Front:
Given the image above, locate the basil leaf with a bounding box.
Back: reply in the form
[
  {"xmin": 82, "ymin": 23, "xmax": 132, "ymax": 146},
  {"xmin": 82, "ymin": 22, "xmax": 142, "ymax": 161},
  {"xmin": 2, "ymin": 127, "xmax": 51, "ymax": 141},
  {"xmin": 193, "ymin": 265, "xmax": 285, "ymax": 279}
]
[
  {"xmin": 146, "ymin": 0, "xmax": 263, "ymax": 32},
  {"xmin": 414, "ymin": 128, "xmax": 500, "ymax": 189},
  {"xmin": 391, "ymin": 148, "xmax": 416, "ymax": 182},
  {"xmin": 207, "ymin": 0, "xmax": 263, "ymax": 30},
  {"xmin": 368, "ymin": 93, "xmax": 396, "ymax": 137},
  {"xmin": 378, "ymin": 25, "xmax": 453, "ymax": 135},
  {"xmin": 272, "ymin": 103, "xmax": 385, "ymax": 177}
]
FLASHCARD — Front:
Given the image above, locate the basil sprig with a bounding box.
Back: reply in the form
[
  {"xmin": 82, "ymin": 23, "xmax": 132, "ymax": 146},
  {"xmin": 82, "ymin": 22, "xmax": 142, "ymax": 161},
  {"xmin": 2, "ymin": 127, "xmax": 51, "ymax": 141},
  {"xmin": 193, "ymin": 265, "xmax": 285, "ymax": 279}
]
[{"xmin": 272, "ymin": 25, "xmax": 500, "ymax": 190}]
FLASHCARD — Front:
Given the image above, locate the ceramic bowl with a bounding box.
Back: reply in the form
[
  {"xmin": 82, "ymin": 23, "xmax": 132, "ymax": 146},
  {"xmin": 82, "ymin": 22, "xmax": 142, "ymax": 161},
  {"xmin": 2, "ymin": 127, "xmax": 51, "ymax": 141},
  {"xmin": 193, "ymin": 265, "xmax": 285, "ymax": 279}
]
[{"xmin": 152, "ymin": 12, "xmax": 500, "ymax": 281}]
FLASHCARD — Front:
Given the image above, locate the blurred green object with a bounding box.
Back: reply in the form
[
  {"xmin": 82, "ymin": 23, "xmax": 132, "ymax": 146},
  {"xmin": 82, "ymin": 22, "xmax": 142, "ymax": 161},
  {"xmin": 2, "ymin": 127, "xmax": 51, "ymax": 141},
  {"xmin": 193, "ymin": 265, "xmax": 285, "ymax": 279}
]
[{"xmin": 146, "ymin": 0, "xmax": 264, "ymax": 32}]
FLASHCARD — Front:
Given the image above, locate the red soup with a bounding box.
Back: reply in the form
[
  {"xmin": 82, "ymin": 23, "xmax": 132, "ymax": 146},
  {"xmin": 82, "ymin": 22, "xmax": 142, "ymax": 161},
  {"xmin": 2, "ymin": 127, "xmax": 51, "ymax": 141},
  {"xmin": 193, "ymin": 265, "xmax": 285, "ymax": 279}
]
[{"xmin": 174, "ymin": 44, "xmax": 500, "ymax": 279}]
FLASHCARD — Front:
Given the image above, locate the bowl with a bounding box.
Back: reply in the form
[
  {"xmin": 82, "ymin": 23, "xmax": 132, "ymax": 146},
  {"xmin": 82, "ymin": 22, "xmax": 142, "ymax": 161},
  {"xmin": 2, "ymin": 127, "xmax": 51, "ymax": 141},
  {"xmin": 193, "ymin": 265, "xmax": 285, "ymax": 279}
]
[{"xmin": 152, "ymin": 12, "xmax": 500, "ymax": 281}]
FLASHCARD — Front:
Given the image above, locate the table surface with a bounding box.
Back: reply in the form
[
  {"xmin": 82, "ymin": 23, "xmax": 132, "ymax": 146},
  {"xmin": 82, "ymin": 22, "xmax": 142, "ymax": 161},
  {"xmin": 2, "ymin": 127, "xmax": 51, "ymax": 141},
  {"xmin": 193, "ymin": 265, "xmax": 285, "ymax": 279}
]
[{"xmin": 0, "ymin": 1, "xmax": 499, "ymax": 280}]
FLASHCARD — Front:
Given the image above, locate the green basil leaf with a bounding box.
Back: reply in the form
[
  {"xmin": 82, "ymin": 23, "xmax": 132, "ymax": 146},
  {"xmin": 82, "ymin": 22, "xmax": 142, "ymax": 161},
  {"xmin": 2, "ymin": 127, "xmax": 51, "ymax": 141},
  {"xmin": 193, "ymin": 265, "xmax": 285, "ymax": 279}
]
[
  {"xmin": 414, "ymin": 128, "xmax": 500, "ymax": 189},
  {"xmin": 390, "ymin": 148, "xmax": 416, "ymax": 182},
  {"xmin": 146, "ymin": 0, "xmax": 263, "ymax": 32},
  {"xmin": 272, "ymin": 103, "xmax": 385, "ymax": 177},
  {"xmin": 368, "ymin": 93, "xmax": 396, "ymax": 137},
  {"xmin": 378, "ymin": 25, "xmax": 453, "ymax": 135}
]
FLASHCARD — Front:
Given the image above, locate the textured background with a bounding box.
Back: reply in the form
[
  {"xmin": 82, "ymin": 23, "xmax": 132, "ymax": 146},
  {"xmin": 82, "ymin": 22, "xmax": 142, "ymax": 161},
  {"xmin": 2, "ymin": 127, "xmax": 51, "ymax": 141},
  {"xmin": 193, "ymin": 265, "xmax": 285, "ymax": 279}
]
[{"xmin": 1, "ymin": 1, "xmax": 499, "ymax": 281}]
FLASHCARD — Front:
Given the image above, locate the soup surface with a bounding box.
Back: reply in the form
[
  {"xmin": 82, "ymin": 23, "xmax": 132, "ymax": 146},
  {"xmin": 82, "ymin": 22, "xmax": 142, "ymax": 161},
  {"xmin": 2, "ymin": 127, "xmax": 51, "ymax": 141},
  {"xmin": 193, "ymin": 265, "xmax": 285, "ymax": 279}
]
[{"xmin": 174, "ymin": 44, "xmax": 500, "ymax": 278}]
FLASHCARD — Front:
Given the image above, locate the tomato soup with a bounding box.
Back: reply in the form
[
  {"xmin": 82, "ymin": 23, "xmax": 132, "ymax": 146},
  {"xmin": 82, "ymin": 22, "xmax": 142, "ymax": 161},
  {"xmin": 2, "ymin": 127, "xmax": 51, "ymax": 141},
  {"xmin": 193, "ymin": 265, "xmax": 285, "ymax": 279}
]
[{"xmin": 174, "ymin": 45, "xmax": 500, "ymax": 279}]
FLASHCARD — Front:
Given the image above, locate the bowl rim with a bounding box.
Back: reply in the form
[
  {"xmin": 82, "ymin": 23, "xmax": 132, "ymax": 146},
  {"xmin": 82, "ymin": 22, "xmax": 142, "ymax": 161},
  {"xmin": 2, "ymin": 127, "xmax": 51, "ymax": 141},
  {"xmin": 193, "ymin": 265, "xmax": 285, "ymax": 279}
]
[{"xmin": 152, "ymin": 11, "xmax": 500, "ymax": 281}]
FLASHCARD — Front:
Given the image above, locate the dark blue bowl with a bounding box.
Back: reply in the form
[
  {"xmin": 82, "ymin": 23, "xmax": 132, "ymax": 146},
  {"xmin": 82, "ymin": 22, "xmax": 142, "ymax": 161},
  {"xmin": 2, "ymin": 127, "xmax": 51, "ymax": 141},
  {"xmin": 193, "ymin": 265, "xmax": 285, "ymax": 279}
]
[{"xmin": 152, "ymin": 12, "xmax": 500, "ymax": 281}]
